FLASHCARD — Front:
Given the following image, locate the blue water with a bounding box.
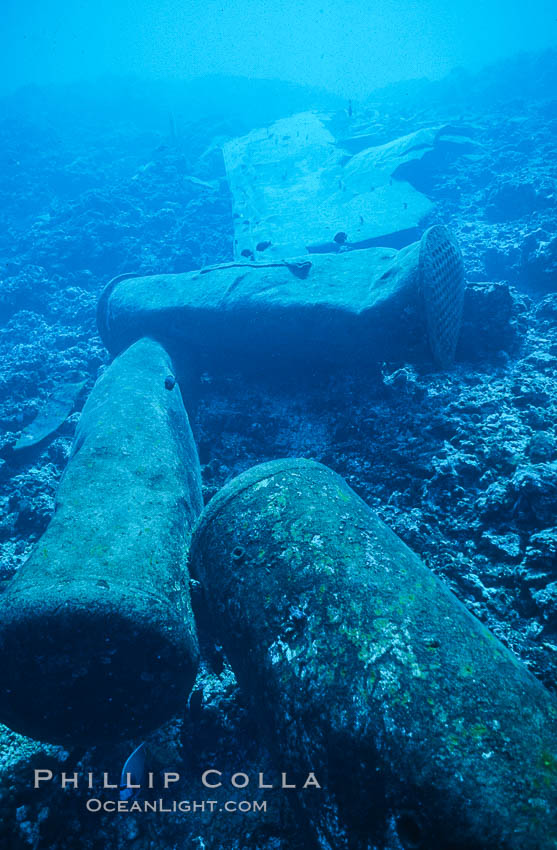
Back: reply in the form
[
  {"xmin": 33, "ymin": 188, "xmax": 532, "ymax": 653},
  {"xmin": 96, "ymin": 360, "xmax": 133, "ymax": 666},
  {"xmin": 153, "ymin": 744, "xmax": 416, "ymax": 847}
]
[
  {"xmin": 3, "ymin": 0, "xmax": 557, "ymax": 97},
  {"xmin": 0, "ymin": 3, "xmax": 557, "ymax": 849}
]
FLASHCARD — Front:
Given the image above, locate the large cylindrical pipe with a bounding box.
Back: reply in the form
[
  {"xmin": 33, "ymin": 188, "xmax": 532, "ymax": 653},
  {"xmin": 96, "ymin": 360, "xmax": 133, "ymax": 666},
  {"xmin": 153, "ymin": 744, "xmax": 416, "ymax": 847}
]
[
  {"xmin": 0, "ymin": 338, "xmax": 203, "ymax": 744},
  {"xmin": 190, "ymin": 458, "xmax": 557, "ymax": 850},
  {"xmin": 97, "ymin": 226, "xmax": 464, "ymax": 368}
]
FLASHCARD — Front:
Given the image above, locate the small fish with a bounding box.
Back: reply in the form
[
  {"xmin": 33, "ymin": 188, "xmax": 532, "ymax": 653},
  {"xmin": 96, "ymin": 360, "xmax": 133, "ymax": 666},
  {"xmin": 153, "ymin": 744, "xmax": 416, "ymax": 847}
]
[{"xmin": 119, "ymin": 742, "xmax": 146, "ymax": 801}]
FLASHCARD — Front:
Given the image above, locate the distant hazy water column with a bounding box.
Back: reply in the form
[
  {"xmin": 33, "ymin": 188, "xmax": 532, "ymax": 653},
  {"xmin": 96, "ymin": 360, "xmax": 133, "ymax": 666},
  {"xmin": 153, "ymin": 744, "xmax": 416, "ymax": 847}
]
[{"xmin": 2, "ymin": 0, "xmax": 557, "ymax": 97}]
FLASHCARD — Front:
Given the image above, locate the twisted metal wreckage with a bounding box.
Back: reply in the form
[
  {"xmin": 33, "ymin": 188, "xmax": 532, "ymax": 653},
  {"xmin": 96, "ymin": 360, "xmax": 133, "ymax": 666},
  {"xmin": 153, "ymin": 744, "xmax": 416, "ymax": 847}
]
[{"xmin": 1, "ymin": 114, "xmax": 556, "ymax": 849}]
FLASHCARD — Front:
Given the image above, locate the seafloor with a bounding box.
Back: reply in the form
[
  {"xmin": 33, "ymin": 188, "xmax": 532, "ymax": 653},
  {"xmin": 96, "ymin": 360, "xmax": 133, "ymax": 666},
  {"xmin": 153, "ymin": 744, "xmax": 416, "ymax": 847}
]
[{"xmin": 0, "ymin": 52, "xmax": 556, "ymax": 848}]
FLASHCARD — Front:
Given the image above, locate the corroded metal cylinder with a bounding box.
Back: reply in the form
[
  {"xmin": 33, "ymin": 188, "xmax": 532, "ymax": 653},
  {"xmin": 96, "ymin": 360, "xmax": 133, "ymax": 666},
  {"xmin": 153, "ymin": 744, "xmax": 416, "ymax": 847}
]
[
  {"xmin": 0, "ymin": 338, "xmax": 203, "ymax": 745},
  {"xmin": 97, "ymin": 226, "xmax": 464, "ymax": 368},
  {"xmin": 190, "ymin": 458, "xmax": 557, "ymax": 850}
]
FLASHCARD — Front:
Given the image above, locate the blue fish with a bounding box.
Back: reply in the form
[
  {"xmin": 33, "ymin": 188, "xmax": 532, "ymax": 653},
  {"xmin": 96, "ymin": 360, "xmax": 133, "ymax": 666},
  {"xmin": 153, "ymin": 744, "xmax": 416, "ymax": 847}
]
[{"xmin": 119, "ymin": 742, "xmax": 146, "ymax": 801}]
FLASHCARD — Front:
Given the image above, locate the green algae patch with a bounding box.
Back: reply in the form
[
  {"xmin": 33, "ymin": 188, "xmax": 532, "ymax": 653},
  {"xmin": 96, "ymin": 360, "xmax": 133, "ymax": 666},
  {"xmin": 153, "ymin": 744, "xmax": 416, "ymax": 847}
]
[{"xmin": 541, "ymin": 750, "xmax": 556, "ymax": 767}]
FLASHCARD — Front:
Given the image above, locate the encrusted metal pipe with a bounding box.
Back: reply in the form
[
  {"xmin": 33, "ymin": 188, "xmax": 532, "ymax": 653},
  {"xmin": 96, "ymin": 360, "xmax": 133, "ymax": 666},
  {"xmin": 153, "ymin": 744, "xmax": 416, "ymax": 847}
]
[
  {"xmin": 0, "ymin": 338, "xmax": 202, "ymax": 744},
  {"xmin": 190, "ymin": 458, "xmax": 557, "ymax": 849},
  {"xmin": 98, "ymin": 226, "xmax": 465, "ymax": 368}
]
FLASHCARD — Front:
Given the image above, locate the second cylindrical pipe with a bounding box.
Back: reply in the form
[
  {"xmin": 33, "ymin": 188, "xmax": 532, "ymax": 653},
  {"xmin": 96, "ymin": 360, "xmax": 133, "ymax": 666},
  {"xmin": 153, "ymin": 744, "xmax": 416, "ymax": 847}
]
[{"xmin": 190, "ymin": 458, "xmax": 557, "ymax": 850}]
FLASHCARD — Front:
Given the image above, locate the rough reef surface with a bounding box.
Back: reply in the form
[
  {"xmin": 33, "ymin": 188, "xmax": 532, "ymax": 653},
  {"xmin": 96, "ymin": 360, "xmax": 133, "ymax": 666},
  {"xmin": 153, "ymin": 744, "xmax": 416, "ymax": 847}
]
[{"xmin": 0, "ymin": 54, "xmax": 556, "ymax": 849}]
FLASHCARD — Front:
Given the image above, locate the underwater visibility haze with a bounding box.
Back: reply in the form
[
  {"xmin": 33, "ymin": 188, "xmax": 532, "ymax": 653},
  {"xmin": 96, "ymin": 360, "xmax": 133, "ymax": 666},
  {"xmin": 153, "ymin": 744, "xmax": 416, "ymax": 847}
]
[
  {"xmin": 0, "ymin": 1, "xmax": 557, "ymax": 848},
  {"xmin": 3, "ymin": 0, "xmax": 557, "ymax": 96}
]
